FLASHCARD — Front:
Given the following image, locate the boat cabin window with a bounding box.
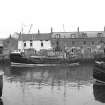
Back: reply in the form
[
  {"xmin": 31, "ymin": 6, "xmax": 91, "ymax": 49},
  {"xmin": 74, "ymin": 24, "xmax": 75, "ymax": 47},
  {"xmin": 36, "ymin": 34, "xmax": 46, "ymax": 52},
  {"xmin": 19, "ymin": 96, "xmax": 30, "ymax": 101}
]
[{"xmin": 11, "ymin": 53, "xmax": 22, "ymax": 57}]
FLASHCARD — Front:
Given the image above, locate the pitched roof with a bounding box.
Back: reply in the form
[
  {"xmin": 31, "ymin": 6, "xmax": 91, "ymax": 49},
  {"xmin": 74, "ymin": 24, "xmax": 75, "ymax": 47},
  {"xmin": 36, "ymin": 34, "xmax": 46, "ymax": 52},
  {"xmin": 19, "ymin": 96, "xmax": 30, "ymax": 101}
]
[
  {"xmin": 18, "ymin": 31, "xmax": 105, "ymax": 41},
  {"xmin": 52, "ymin": 32, "xmax": 78, "ymax": 38},
  {"xmin": 81, "ymin": 31, "xmax": 105, "ymax": 37},
  {"xmin": 18, "ymin": 33, "xmax": 52, "ymax": 41},
  {"xmin": 36, "ymin": 33, "xmax": 51, "ymax": 40},
  {"xmin": 52, "ymin": 31, "xmax": 105, "ymax": 38}
]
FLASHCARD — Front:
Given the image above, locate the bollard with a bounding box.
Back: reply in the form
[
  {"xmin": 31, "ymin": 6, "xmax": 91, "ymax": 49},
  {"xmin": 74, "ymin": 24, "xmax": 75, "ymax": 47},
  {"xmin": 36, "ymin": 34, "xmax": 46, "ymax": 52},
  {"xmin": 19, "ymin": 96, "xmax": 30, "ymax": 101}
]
[{"xmin": 0, "ymin": 72, "xmax": 3, "ymax": 97}]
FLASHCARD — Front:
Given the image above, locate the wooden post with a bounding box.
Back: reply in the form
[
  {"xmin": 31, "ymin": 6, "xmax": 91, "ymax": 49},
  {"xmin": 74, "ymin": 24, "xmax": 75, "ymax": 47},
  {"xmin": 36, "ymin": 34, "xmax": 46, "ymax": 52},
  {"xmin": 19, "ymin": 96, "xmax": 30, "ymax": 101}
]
[{"xmin": 0, "ymin": 72, "xmax": 3, "ymax": 97}]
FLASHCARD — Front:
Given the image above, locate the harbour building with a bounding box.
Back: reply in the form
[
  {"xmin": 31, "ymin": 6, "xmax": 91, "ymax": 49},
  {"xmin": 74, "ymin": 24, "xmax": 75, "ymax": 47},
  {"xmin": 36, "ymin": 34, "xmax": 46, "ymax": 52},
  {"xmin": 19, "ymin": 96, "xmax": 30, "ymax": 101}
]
[{"xmin": 17, "ymin": 27, "xmax": 105, "ymax": 57}]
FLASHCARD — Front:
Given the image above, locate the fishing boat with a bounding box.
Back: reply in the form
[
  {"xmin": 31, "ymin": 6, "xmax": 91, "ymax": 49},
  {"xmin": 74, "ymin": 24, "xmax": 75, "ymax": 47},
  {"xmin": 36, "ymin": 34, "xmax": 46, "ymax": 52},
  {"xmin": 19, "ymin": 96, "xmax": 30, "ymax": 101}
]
[
  {"xmin": 94, "ymin": 54, "xmax": 105, "ymax": 68},
  {"xmin": 93, "ymin": 65, "xmax": 105, "ymax": 83},
  {"xmin": 10, "ymin": 51, "xmax": 79, "ymax": 67},
  {"xmin": 93, "ymin": 52, "xmax": 105, "ymax": 83}
]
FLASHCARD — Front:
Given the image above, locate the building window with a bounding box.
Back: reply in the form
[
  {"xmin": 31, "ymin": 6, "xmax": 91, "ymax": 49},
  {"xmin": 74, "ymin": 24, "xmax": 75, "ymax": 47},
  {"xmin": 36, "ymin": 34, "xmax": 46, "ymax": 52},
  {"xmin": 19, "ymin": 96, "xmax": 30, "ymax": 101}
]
[
  {"xmin": 24, "ymin": 42, "xmax": 26, "ymax": 47},
  {"xmin": 92, "ymin": 41, "xmax": 94, "ymax": 45},
  {"xmin": 83, "ymin": 41, "xmax": 86, "ymax": 45},
  {"xmin": 30, "ymin": 42, "xmax": 33, "ymax": 47},
  {"xmin": 55, "ymin": 34, "xmax": 60, "ymax": 38},
  {"xmin": 71, "ymin": 34, "xmax": 76, "ymax": 38},
  {"xmin": 41, "ymin": 42, "xmax": 43, "ymax": 47},
  {"xmin": 0, "ymin": 47, "xmax": 3, "ymax": 54},
  {"xmin": 97, "ymin": 33, "xmax": 103, "ymax": 37},
  {"xmin": 30, "ymin": 40, "xmax": 33, "ymax": 47},
  {"xmin": 81, "ymin": 33, "xmax": 88, "ymax": 38},
  {"xmin": 72, "ymin": 41, "xmax": 75, "ymax": 45}
]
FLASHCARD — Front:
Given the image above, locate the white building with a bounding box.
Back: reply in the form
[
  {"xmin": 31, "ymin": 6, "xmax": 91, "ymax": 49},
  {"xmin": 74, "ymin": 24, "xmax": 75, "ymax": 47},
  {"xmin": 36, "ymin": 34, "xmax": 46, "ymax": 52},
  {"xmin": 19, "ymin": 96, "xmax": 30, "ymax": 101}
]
[{"xmin": 18, "ymin": 33, "xmax": 52, "ymax": 51}]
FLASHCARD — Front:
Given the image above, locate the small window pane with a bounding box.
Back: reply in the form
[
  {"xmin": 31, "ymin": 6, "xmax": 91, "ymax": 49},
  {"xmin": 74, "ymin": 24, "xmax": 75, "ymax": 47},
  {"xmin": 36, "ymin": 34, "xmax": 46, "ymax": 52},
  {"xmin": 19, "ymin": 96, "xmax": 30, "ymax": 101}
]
[
  {"xmin": 24, "ymin": 42, "xmax": 26, "ymax": 47},
  {"xmin": 30, "ymin": 43, "xmax": 32, "ymax": 46},
  {"xmin": 41, "ymin": 42, "xmax": 43, "ymax": 47}
]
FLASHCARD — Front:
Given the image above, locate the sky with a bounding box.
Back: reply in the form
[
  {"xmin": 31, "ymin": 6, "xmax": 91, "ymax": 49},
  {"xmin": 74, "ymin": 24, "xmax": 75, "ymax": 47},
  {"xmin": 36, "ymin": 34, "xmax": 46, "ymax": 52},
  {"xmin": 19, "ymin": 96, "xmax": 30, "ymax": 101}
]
[{"xmin": 0, "ymin": 0, "xmax": 105, "ymax": 38}]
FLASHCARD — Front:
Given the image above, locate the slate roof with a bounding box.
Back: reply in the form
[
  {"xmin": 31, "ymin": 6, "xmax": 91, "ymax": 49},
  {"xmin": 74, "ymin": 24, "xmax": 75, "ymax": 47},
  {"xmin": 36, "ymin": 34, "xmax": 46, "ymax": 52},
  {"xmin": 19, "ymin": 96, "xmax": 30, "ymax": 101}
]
[
  {"xmin": 18, "ymin": 31, "xmax": 105, "ymax": 41},
  {"xmin": 52, "ymin": 32, "xmax": 78, "ymax": 38},
  {"xmin": 81, "ymin": 31, "xmax": 105, "ymax": 37},
  {"xmin": 18, "ymin": 33, "xmax": 52, "ymax": 41},
  {"xmin": 52, "ymin": 31, "xmax": 105, "ymax": 38},
  {"xmin": 36, "ymin": 33, "xmax": 51, "ymax": 40}
]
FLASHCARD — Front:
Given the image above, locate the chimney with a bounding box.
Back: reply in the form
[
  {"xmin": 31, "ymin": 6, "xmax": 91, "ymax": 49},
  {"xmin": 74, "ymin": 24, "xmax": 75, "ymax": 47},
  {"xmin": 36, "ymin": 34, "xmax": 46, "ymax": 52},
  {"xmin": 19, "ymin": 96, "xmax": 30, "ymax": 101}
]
[
  {"xmin": 77, "ymin": 27, "xmax": 79, "ymax": 33},
  {"xmin": 77, "ymin": 27, "xmax": 80, "ymax": 37},
  {"xmin": 51, "ymin": 27, "xmax": 53, "ymax": 33},
  {"xmin": 19, "ymin": 32, "xmax": 23, "ymax": 40},
  {"xmin": 38, "ymin": 29, "xmax": 40, "ymax": 34},
  {"xmin": 9, "ymin": 34, "xmax": 11, "ymax": 39},
  {"xmin": 104, "ymin": 26, "xmax": 105, "ymax": 32}
]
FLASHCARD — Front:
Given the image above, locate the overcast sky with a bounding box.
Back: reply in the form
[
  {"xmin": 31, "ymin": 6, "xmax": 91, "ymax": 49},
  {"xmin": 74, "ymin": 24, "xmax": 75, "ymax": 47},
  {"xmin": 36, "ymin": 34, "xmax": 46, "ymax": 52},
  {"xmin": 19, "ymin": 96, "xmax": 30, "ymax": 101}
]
[{"xmin": 0, "ymin": 0, "xmax": 105, "ymax": 38}]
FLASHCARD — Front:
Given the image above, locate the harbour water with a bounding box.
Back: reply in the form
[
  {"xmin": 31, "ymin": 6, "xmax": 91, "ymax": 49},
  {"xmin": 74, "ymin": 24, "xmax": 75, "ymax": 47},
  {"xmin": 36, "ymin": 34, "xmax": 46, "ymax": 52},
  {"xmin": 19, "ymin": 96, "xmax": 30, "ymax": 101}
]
[{"xmin": 0, "ymin": 63, "xmax": 104, "ymax": 105}]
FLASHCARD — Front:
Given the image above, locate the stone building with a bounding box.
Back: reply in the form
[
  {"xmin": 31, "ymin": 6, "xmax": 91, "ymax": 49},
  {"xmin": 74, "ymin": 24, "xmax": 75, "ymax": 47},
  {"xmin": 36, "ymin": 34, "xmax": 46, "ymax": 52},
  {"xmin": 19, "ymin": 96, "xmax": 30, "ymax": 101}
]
[
  {"xmin": 51, "ymin": 27, "xmax": 105, "ymax": 52},
  {"xmin": 17, "ymin": 27, "xmax": 105, "ymax": 57},
  {"xmin": 51, "ymin": 28, "xmax": 105, "ymax": 58}
]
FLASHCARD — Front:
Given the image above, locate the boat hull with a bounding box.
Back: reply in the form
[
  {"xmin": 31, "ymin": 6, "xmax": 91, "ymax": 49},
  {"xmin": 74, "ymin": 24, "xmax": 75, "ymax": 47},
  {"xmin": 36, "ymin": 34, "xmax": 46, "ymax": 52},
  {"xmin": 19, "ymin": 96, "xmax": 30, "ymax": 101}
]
[
  {"xmin": 10, "ymin": 53, "xmax": 79, "ymax": 67},
  {"xmin": 95, "ymin": 60, "xmax": 105, "ymax": 69},
  {"xmin": 93, "ymin": 81, "xmax": 105, "ymax": 103},
  {"xmin": 93, "ymin": 65, "xmax": 105, "ymax": 83},
  {"xmin": 10, "ymin": 62, "xmax": 79, "ymax": 67}
]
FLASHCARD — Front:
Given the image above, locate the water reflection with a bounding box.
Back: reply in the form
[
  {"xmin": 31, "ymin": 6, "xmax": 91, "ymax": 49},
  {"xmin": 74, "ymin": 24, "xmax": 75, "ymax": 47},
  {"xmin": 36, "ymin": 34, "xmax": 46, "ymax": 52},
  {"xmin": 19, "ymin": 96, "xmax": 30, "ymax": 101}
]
[
  {"xmin": 5, "ymin": 64, "xmax": 93, "ymax": 86},
  {"xmin": 2, "ymin": 64, "xmax": 95, "ymax": 105},
  {"xmin": 93, "ymin": 81, "xmax": 105, "ymax": 103}
]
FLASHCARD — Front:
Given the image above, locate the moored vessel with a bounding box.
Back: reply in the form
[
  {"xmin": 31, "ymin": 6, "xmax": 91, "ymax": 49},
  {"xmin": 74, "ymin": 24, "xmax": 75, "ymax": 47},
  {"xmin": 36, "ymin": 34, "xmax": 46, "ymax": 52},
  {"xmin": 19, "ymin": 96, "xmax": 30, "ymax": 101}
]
[
  {"xmin": 93, "ymin": 65, "xmax": 105, "ymax": 83},
  {"xmin": 10, "ymin": 51, "xmax": 79, "ymax": 67}
]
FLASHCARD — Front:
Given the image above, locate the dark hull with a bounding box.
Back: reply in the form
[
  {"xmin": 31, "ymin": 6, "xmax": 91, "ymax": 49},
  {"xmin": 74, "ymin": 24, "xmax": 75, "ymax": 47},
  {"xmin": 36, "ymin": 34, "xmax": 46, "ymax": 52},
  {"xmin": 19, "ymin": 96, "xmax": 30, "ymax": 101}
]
[
  {"xmin": 10, "ymin": 53, "xmax": 79, "ymax": 67},
  {"xmin": 95, "ymin": 60, "xmax": 105, "ymax": 69},
  {"xmin": 93, "ymin": 65, "xmax": 105, "ymax": 83},
  {"xmin": 93, "ymin": 81, "xmax": 105, "ymax": 103}
]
